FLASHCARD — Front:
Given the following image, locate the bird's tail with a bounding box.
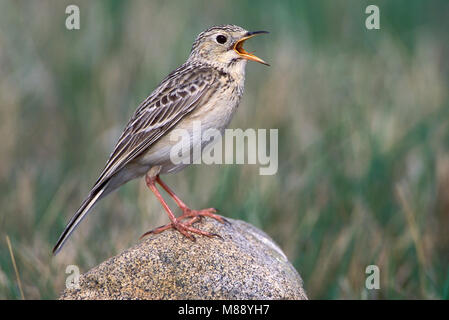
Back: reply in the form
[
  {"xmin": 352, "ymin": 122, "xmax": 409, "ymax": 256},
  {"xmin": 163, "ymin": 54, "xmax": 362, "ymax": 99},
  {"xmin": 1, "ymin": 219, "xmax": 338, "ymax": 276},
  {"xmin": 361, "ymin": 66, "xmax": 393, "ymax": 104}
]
[{"xmin": 52, "ymin": 183, "xmax": 108, "ymax": 255}]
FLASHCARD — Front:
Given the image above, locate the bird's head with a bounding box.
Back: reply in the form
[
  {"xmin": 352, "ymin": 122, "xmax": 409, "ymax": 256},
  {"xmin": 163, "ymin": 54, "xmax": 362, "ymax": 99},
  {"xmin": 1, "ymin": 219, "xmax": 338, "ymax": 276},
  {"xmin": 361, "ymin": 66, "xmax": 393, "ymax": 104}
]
[{"xmin": 188, "ymin": 25, "xmax": 269, "ymax": 71}]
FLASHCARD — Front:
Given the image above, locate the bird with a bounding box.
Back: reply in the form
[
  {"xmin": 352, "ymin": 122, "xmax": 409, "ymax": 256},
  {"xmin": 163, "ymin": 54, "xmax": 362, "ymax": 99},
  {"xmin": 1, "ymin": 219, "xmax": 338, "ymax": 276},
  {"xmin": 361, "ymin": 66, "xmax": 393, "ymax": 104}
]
[{"xmin": 52, "ymin": 24, "xmax": 269, "ymax": 255}]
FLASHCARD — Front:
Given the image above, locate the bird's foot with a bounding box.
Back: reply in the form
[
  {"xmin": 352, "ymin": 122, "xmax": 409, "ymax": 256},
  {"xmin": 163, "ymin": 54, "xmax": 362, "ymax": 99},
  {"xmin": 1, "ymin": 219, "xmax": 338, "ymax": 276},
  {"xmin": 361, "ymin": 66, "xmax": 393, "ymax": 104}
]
[
  {"xmin": 140, "ymin": 215, "xmax": 221, "ymax": 241},
  {"xmin": 179, "ymin": 207, "xmax": 229, "ymax": 225}
]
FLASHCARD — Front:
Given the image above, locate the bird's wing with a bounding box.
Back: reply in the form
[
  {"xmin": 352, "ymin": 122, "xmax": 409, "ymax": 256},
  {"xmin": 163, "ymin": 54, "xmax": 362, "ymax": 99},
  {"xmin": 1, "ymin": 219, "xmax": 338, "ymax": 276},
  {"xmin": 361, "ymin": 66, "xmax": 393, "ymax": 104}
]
[{"xmin": 91, "ymin": 65, "xmax": 219, "ymax": 191}]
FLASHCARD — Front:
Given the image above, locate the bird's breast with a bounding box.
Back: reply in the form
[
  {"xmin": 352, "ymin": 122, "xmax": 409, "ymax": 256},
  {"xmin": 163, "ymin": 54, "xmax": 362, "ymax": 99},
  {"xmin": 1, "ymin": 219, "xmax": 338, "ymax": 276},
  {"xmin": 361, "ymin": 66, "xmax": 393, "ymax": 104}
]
[{"xmin": 190, "ymin": 81, "xmax": 244, "ymax": 131}]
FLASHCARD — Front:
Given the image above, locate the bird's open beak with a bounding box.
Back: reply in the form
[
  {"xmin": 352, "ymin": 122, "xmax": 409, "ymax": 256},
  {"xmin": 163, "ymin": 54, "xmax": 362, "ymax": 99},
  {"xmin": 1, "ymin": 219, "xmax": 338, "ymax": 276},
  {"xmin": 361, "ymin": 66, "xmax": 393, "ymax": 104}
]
[{"xmin": 233, "ymin": 31, "xmax": 269, "ymax": 66}]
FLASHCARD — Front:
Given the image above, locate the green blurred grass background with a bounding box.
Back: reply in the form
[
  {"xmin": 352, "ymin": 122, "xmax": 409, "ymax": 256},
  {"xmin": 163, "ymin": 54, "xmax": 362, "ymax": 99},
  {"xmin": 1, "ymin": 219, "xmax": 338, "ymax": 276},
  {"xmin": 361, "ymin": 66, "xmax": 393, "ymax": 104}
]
[{"xmin": 1, "ymin": 0, "xmax": 448, "ymax": 299}]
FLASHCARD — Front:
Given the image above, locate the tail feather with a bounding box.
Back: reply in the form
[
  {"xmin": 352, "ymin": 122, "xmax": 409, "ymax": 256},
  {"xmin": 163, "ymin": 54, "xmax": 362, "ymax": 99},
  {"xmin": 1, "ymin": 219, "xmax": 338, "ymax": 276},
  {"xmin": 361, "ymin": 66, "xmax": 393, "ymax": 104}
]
[{"xmin": 52, "ymin": 186, "xmax": 106, "ymax": 255}]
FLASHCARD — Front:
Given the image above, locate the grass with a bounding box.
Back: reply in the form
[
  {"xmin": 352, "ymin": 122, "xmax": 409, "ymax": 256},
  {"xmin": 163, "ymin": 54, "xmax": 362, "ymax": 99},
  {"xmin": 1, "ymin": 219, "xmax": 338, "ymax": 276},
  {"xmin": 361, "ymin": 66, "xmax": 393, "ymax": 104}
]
[{"xmin": 0, "ymin": 0, "xmax": 448, "ymax": 299}]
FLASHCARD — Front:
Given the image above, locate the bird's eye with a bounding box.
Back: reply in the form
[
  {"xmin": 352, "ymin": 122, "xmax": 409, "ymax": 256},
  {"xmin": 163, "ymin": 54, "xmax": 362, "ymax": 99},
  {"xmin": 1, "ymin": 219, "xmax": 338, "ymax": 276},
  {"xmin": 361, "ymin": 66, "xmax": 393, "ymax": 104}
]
[{"xmin": 216, "ymin": 35, "xmax": 227, "ymax": 44}]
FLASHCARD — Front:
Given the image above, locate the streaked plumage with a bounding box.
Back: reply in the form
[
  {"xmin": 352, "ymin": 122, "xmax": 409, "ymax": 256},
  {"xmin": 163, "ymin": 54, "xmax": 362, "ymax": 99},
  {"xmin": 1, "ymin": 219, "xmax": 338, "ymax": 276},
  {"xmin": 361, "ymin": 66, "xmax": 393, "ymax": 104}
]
[{"xmin": 53, "ymin": 24, "xmax": 268, "ymax": 254}]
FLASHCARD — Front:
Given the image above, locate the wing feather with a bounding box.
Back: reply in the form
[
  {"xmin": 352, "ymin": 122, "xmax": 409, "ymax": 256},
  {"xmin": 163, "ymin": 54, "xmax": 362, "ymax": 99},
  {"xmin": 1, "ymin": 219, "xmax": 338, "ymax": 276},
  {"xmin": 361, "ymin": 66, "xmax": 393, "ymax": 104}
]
[{"xmin": 91, "ymin": 65, "xmax": 218, "ymax": 190}]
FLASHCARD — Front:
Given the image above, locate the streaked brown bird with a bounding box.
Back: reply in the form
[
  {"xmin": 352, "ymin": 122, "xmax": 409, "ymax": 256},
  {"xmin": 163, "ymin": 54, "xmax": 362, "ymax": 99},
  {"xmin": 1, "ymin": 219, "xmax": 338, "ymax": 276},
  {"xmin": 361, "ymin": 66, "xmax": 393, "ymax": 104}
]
[{"xmin": 53, "ymin": 24, "xmax": 269, "ymax": 255}]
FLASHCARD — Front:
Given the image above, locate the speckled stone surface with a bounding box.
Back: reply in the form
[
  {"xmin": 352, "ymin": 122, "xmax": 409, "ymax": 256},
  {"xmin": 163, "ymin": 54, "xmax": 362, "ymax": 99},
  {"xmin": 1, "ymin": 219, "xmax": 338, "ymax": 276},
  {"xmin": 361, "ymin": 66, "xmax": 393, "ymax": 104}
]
[{"xmin": 60, "ymin": 217, "xmax": 307, "ymax": 300}]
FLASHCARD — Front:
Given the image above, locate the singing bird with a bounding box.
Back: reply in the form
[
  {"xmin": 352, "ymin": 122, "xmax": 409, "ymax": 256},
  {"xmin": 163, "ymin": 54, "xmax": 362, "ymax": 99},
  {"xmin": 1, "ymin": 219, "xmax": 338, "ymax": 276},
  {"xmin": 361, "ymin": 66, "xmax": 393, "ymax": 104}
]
[{"xmin": 53, "ymin": 25, "xmax": 269, "ymax": 254}]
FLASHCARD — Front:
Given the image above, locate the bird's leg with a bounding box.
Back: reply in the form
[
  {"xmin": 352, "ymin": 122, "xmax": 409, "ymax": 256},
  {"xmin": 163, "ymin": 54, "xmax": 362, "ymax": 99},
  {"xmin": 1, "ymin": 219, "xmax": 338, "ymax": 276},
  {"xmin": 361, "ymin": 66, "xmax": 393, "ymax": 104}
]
[
  {"xmin": 141, "ymin": 173, "xmax": 219, "ymax": 240},
  {"xmin": 155, "ymin": 175, "xmax": 228, "ymax": 224}
]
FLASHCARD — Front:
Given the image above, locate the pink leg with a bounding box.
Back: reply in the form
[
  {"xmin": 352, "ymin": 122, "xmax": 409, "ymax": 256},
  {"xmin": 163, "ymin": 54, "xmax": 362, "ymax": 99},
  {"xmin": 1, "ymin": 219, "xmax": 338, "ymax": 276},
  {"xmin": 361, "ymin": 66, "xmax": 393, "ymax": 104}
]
[
  {"xmin": 141, "ymin": 174, "xmax": 221, "ymax": 240},
  {"xmin": 155, "ymin": 176, "xmax": 228, "ymax": 224}
]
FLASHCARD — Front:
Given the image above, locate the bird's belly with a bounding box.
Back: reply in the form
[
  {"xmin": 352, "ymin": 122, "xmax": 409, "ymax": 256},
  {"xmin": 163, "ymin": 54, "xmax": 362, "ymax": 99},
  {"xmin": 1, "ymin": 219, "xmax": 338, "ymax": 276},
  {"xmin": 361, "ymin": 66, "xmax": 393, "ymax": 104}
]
[{"xmin": 137, "ymin": 89, "xmax": 241, "ymax": 173}]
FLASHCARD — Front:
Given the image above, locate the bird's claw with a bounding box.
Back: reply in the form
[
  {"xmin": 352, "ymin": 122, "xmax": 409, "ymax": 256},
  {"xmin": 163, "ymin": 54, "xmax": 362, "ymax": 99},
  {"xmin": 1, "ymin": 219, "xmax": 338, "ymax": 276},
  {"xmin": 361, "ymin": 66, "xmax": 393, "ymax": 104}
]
[{"xmin": 140, "ymin": 215, "xmax": 220, "ymax": 241}]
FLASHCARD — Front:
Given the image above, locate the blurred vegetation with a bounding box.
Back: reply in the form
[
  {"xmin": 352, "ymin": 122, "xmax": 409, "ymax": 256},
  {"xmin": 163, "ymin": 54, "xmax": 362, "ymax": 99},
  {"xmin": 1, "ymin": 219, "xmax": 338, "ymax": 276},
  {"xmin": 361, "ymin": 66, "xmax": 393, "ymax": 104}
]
[{"xmin": 0, "ymin": 0, "xmax": 448, "ymax": 299}]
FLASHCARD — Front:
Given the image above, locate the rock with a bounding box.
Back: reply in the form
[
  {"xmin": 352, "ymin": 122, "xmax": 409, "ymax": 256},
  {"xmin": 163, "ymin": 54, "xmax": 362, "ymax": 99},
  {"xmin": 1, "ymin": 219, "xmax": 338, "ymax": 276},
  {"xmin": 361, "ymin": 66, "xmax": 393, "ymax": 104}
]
[{"xmin": 60, "ymin": 217, "xmax": 307, "ymax": 300}]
